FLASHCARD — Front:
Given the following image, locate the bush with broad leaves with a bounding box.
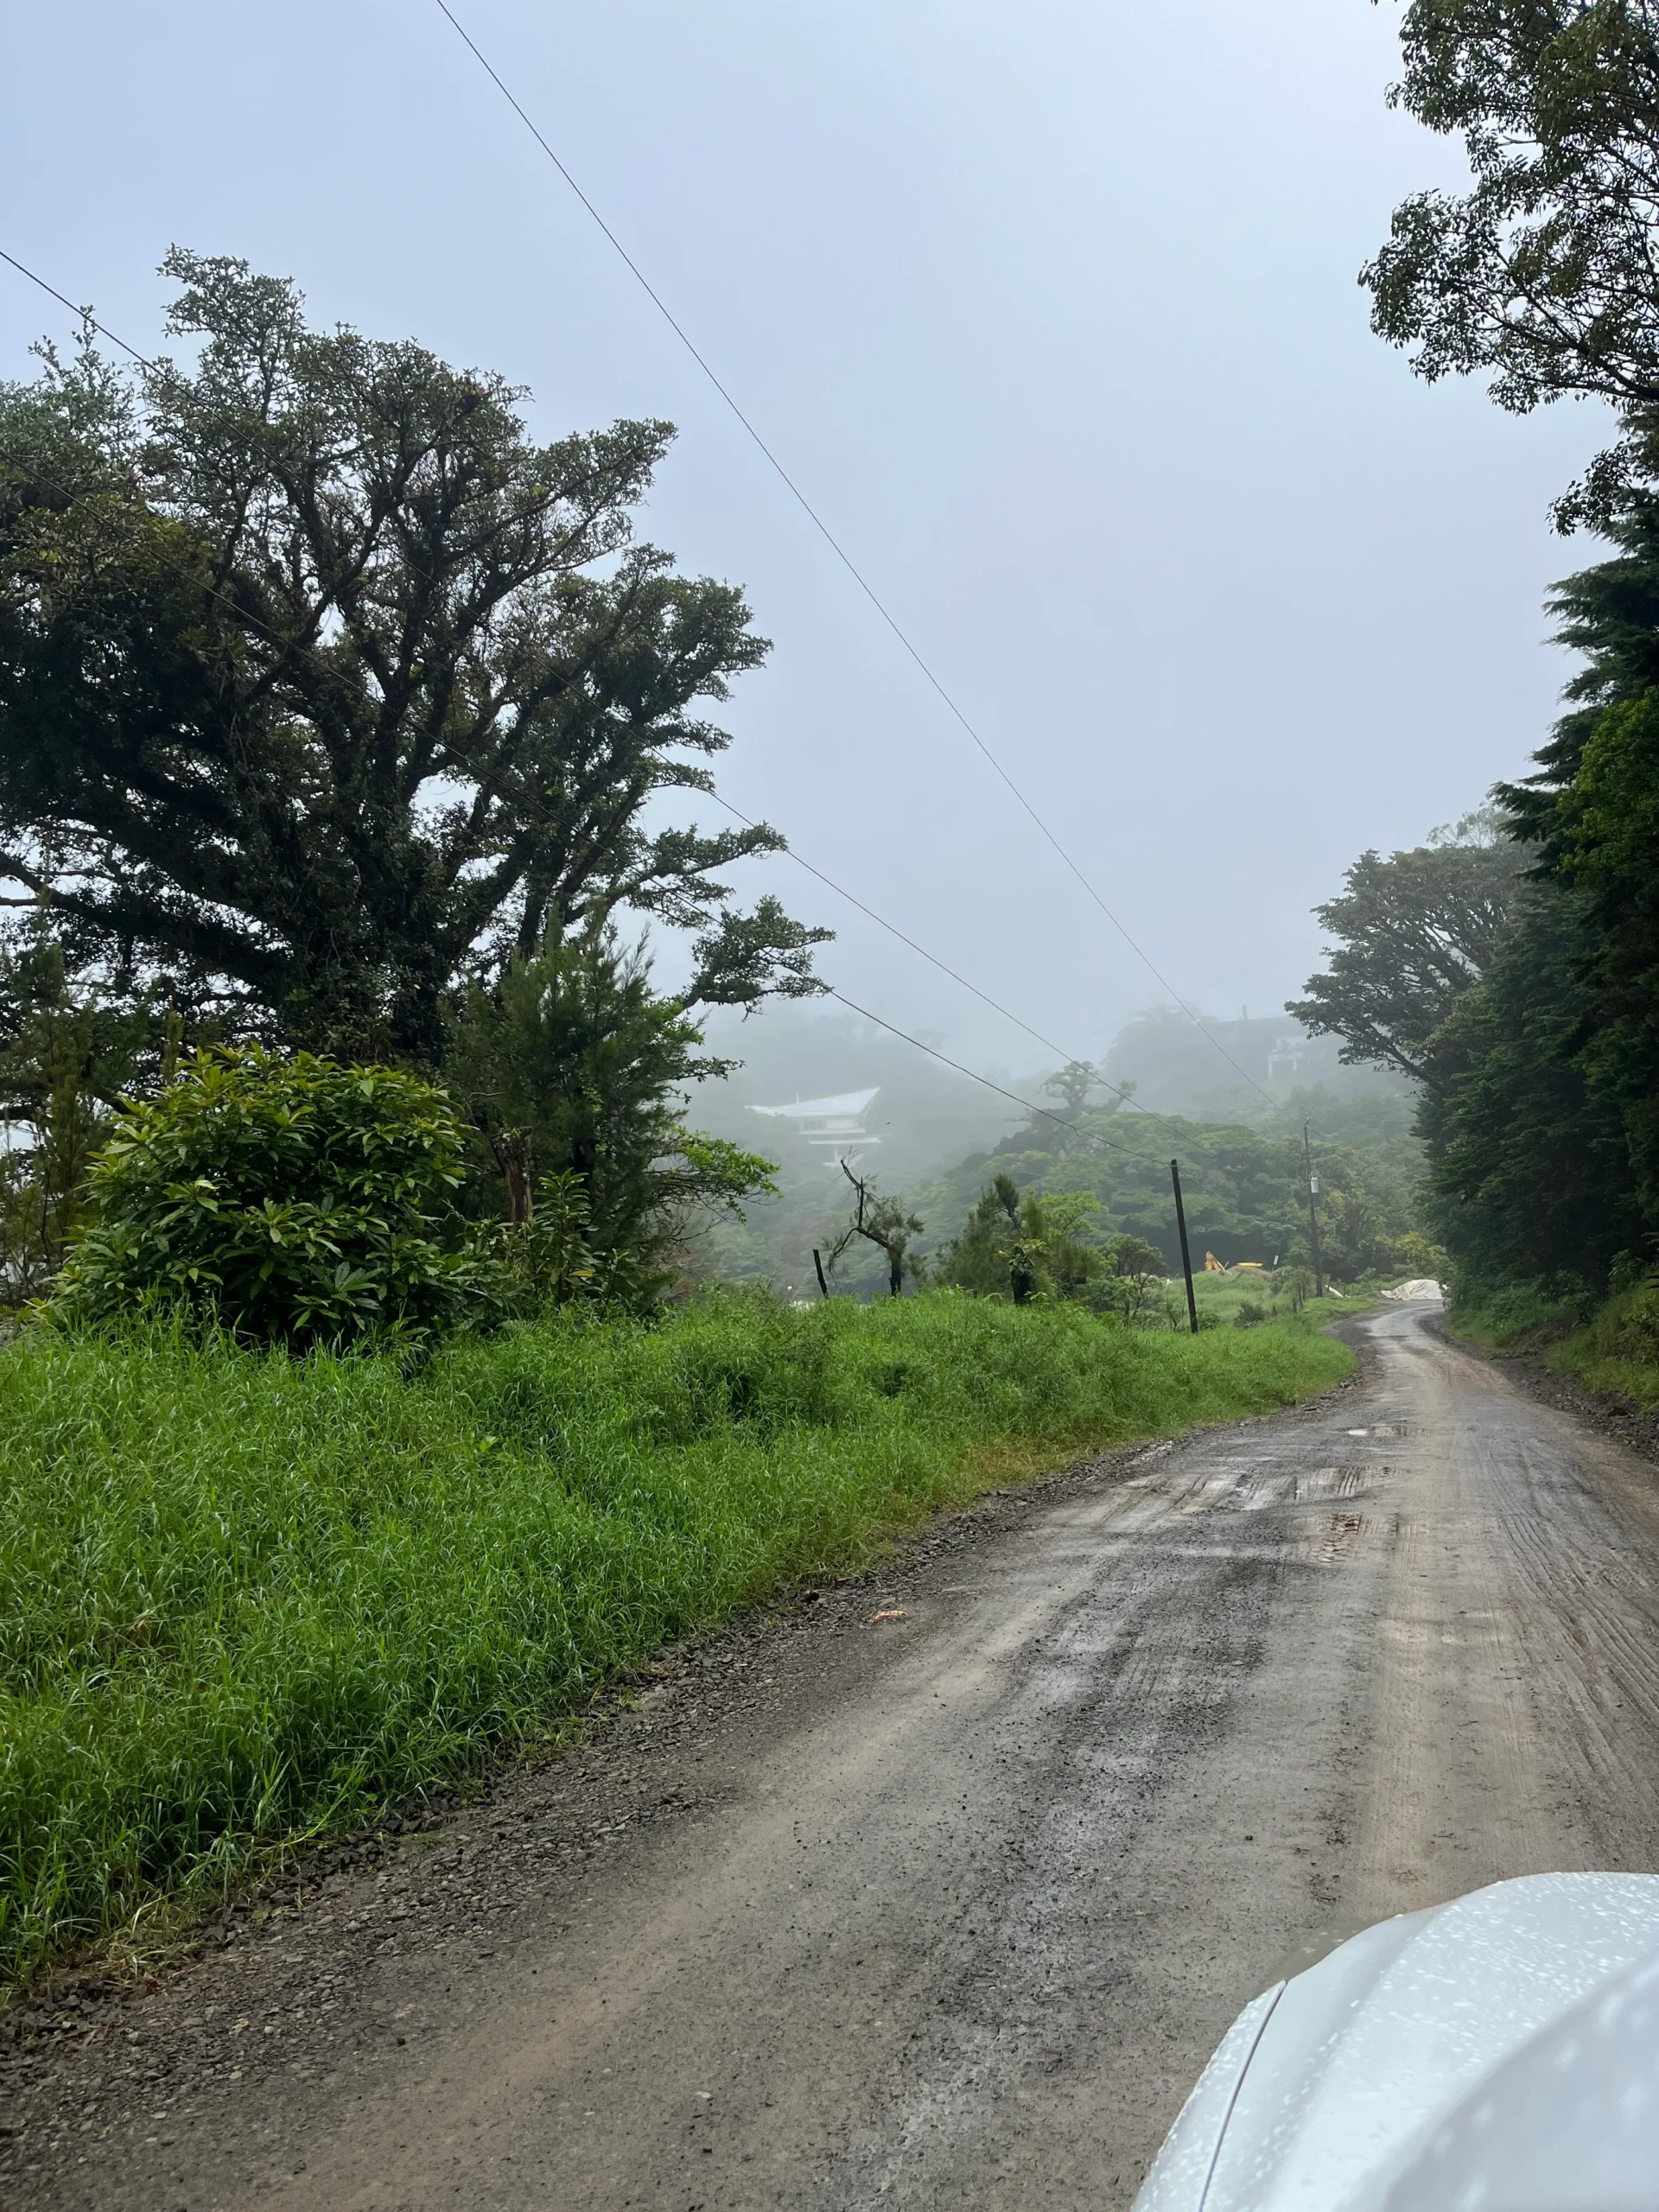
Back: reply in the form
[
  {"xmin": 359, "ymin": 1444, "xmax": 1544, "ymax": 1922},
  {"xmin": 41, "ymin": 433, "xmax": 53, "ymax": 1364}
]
[{"xmin": 51, "ymin": 1047, "xmax": 480, "ymax": 1348}]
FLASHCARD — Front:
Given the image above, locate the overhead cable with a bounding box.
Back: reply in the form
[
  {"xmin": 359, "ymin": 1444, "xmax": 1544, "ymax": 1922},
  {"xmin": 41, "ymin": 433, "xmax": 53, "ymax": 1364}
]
[
  {"xmin": 0, "ymin": 248, "xmax": 157, "ymax": 368},
  {"xmin": 824, "ymin": 992, "xmax": 1144, "ymax": 1156},
  {"xmin": 429, "ymin": 0, "xmax": 1277, "ymax": 1109},
  {"xmin": 709, "ymin": 788, "xmax": 1147, "ymax": 1115}
]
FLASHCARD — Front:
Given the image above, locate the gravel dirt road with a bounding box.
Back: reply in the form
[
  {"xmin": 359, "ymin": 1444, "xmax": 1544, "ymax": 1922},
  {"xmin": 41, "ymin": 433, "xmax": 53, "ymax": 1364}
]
[{"xmin": 10, "ymin": 1296, "xmax": 1659, "ymax": 2210}]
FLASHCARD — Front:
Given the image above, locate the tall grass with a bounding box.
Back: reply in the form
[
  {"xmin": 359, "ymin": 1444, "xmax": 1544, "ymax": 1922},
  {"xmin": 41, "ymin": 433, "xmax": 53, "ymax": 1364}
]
[
  {"xmin": 1446, "ymin": 1280, "xmax": 1593, "ymax": 1352},
  {"xmin": 1482, "ymin": 1280, "xmax": 1659, "ymax": 1405},
  {"xmin": 0, "ymin": 1289, "xmax": 1350, "ymax": 1994}
]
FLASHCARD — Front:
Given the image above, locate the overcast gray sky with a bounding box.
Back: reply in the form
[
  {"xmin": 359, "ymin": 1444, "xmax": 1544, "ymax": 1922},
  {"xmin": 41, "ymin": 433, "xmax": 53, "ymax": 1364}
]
[{"xmin": 0, "ymin": 1, "xmax": 1612, "ymax": 1076}]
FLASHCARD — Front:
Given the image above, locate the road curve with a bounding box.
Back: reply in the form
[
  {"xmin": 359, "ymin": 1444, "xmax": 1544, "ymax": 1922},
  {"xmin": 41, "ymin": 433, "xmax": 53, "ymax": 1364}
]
[{"xmin": 15, "ymin": 1300, "xmax": 1659, "ymax": 2210}]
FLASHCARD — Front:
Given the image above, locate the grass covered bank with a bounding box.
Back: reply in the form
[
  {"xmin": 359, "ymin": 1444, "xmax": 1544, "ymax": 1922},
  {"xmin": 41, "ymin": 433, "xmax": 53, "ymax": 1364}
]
[
  {"xmin": 0, "ymin": 1290, "xmax": 1350, "ymax": 1995},
  {"xmin": 1449, "ymin": 1279, "xmax": 1659, "ymax": 1407}
]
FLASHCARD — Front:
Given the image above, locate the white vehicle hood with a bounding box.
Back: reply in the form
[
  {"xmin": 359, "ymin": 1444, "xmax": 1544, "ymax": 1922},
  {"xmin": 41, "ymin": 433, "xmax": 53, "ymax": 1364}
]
[{"xmin": 1135, "ymin": 1872, "xmax": 1659, "ymax": 2212}]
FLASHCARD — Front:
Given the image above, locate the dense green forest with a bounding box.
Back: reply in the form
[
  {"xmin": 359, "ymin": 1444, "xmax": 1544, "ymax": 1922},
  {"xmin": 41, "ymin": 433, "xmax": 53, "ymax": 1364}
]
[
  {"xmin": 681, "ymin": 997, "xmax": 1421, "ymax": 1303},
  {"xmin": 1292, "ymin": 3, "xmax": 1659, "ymax": 1356},
  {"xmin": 684, "ymin": 1036, "xmax": 1423, "ymax": 1306},
  {"xmin": 913, "ymin": 1088, "xmax": 1426, "ymax": 1286},
  {"xmin": 1295, "ymin": 564, "xmax": 1659, "ymax": 1338}
]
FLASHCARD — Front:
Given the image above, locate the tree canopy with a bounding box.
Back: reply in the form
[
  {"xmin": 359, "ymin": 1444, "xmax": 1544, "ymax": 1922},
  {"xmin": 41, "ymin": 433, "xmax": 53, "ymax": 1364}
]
[
  {"xmin": 1363, "ymin": 0, "xmax": 1659, "ymax": 524},
  {"xmin": 1416, "ymin": 889, "xmax": 1645, "ymax": 1287},
  {"xmin": 448, "ymin": 918, "xmax": 777, "ymax": 1300},
  {"xmin": 1286, "ymin": 814, "xmax": 1523, "ymax": 1086},
  {"xmin": 0, "ymin": 252, "xmax": 827, "ymax": 1061},
  {"xmin": 914, "ymin": 1090, "xmax": 1423, "ymax": 1287},
  {"xmin": 1495, "ymin": 503, "xmax": 1659, "ymax": 1229}
]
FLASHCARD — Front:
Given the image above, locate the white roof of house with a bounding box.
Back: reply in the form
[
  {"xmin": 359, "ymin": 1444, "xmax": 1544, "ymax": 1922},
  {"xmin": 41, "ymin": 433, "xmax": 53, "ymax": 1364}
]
[{"xmin": 747, "ymin": 1088, "xmax": 880, "ymax": 1121}]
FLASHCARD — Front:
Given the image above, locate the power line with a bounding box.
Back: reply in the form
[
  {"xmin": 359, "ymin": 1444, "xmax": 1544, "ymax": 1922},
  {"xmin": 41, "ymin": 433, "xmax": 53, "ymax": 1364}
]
[
  {"xmin": 0, "ymin": 249, "xmax": 157, "ymax": 368},
  {"xmin": 825, "ymin": 992, "xmax": 1146, "ymax": 1157},
  {"xmin": 708, "ymin": 788, "xmax": 1148, "ymax": 1116},
  {"xmin": 429, "ymin": 1, "xmax": 1277, "ymax": 1110}
]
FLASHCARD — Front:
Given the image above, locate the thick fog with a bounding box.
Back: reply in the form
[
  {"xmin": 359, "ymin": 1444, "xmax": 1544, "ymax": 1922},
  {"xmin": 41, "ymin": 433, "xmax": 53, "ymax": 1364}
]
[{"xmin": 1, "ymin": 1, "xmax": 1612, "ymax": 1082}]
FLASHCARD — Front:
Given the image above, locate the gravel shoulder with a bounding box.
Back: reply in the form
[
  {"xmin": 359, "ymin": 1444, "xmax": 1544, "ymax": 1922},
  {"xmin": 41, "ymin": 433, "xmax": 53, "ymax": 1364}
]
[
  {"xmin": 9, "ymin": 1303, "xmax": 1659, "ymax": 2212},
  {"xmin": 1431, "ymin": 1312, "xmax": 1659, "ymax": 1465}
]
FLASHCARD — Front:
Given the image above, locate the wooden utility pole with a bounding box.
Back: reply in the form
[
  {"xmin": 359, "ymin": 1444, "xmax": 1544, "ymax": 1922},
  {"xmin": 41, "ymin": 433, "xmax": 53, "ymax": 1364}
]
[
  {"xmin": 1303, "ymin": 1120, "xmax": 1325, "ymax": 1299},
  {"xmin": 1170, "ymin": 1159, "xmax": 1199, "ymax": 1336}
]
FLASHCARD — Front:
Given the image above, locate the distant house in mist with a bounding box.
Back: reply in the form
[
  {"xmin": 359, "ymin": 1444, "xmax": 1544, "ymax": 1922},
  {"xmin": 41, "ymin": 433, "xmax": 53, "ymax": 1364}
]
[
  {"xmin": 747, "ymin": 1087, "xmax": 881, "ymax": 1166},
  {"xmin": 1267, "ymin": 1031, "xmax": 1309, "ymax": 1081}
]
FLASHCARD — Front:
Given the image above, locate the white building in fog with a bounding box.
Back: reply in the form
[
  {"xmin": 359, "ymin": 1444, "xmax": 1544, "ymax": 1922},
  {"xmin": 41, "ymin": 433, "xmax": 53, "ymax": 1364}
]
[{"xmin": 748, "ymin": 1087, "xmax": 880, "ymax": 1166}]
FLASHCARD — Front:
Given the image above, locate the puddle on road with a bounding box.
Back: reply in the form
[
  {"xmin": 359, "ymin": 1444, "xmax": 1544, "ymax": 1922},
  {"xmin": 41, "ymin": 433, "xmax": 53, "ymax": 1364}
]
[{"xmin": 1235, "ymin": 1465, "xmax": 1373, "ymax": 1511}]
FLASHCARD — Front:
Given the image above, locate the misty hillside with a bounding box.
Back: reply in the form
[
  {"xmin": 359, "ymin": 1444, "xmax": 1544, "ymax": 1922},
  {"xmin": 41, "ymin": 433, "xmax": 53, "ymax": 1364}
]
[
  {"xmin": 682, "ymin": 1003, "xmax": 1019, "ymax": 1298},
  {"xmin": 686, "ymin": 1002, "xmax": 1020, "ymax": 1185},
  {"xmin": 1101, "ymin": 1008, "xmax": 1408, "ymax": 1120},
  {"xmin": 683, "ymin": 1000, "xmax": 1419, "ymax": 1297}
]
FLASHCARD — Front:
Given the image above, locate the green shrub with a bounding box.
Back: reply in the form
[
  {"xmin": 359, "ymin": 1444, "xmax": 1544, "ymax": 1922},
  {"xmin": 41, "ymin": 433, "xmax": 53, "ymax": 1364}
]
[
  {"xmin": 1483, "ymin": 1281, "xmax": 1659, "ymax": 1408},
  {"xmin": 1548, "ymin": 1279, "xmax": 1659, "ymax": 1399},
  {"xmin": 1587, "ymin": 1281, "xmax": 1659, "ymax": 1361},
  {"xmin": 470, "ymin": 1173, "xmax": 596, "ymax": 1320},
  {"xmin": 1609, "ymin": 1250, "xmax": 1651, "ymax": 1295},
  {"xmin": 51, "ymin": 1048, "xmax": 477, "ymax": 1349}
]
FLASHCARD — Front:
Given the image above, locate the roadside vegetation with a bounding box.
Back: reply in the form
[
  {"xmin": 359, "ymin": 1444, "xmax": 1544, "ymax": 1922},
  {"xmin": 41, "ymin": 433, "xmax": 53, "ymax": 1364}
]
[
  {"xmin": 1183, "ymin": 1269, "xmax": 1379, "ymax": 1332},
  {"xmin": 0, "ymin": 1291, "xmax": 1349, "ymax": 1999},
  {"xmin": 1271, "ymin": 7, "xmax": 1659, "ymax": 1394},
  {"xmin": 22, "ymin": 0, "xmax": 1659, "ymax": 2009},
  {"xmin": 915, "ymin": 1086, "xmax": 1430, "ymax": 1293},
  {"xmin": 0, "ymin": 137, "xmax": 1520, "ymax": 2012},
  {"xmin": 1438, "ymin": 1276, "xmax": 1659, "ymax": 1412},
  {"xmin": 0, "ymin": 255, "xmax": 824, "ymax": 1313}
]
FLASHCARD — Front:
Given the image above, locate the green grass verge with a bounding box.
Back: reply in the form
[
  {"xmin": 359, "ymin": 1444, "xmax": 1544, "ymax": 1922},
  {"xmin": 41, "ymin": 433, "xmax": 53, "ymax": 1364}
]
[
  {"xmin": 1443, "ymin": 1277, "xmax": 1659, "ymax": 1405},
  {"xmin": 1442, "ymin": 1281, "xmax": 1591, "ymax": 1355},
  {"xmin": 1480, "ymin": 1281, "xmax": 1659, "ymax": 1405},
  {"xmin": 1185, "ymin": 1271, "xmax": 1384, "ymax": 1329},
  {"xmin": 0, "ymin": 1287, "xmax": 1351, "ymax": 1997}
]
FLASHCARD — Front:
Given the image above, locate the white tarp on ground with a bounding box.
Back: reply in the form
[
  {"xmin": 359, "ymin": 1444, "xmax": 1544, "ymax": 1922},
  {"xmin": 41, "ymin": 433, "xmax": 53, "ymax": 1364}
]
[{"xmin": 1382, "ymin": 1278, "xmax": 1445, "ymax": 1301}]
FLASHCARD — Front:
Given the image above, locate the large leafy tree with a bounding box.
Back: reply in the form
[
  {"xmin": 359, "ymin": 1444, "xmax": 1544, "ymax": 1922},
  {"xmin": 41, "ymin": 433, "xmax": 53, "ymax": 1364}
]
[
  {"xmin": 1507, "ymin": 482, "xmax": 1659, "ymax": 817},
  {"xmin": 1288, "ymin": 803, "xmax": 1647, "ymax": 1288},
  {"xmin": 1363, "ymin": 0, "xmax": 1659, "ymax": 524},
  {"xmin": 1286, "ymin": 815, "xmax": 1523, "ymax": 1086},
  {"xmin": 0, "ymin": 252, "xmax": 826, "ymax": 1061},
  {"xmin": 1351, "ymin": 3, "xmax": 1659, "ymax": 1291},
  {"xmin": 448, "ymin": 918, "xmax": 778, "ymax": 1300}
]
